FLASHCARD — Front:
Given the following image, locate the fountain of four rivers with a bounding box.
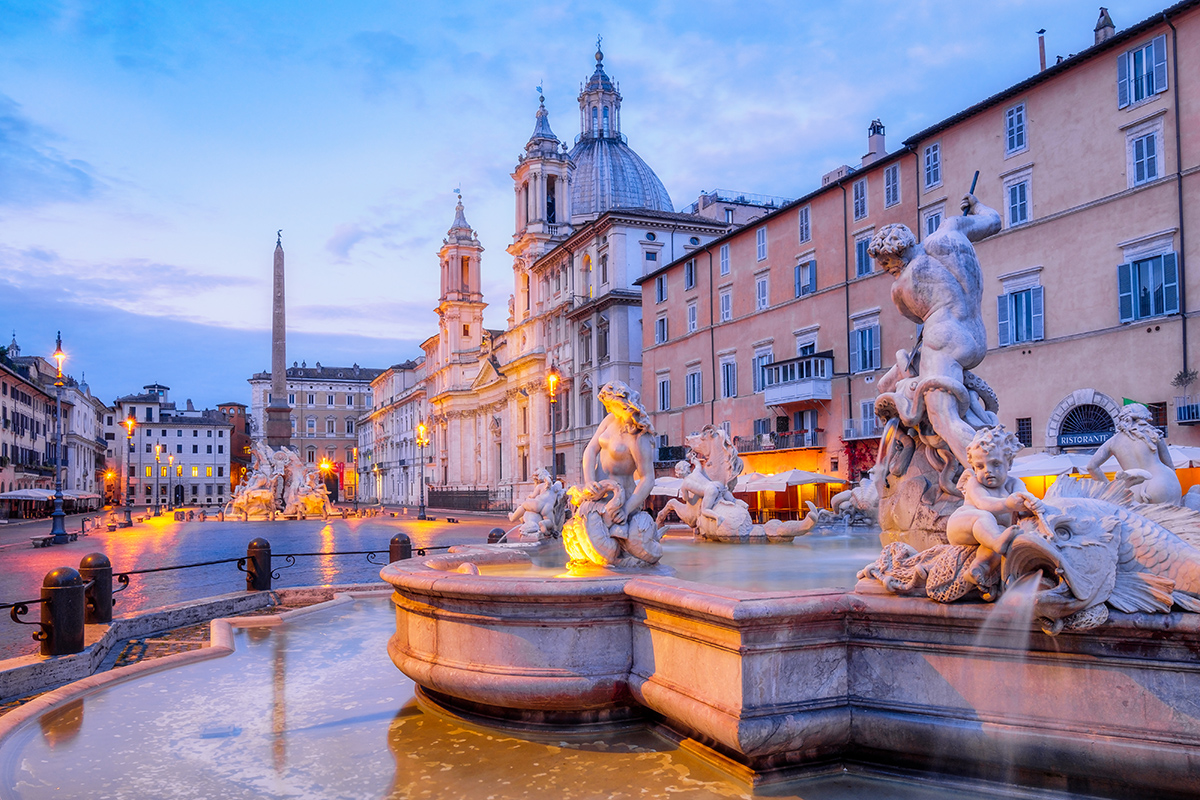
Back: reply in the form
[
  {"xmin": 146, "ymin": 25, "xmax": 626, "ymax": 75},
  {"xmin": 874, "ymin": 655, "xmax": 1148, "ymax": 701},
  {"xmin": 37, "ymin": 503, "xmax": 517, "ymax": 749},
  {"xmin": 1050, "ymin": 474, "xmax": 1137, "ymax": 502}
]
[{"xmin": 2, "ymin": 195, "xmax": 1200, "ymax": 798}]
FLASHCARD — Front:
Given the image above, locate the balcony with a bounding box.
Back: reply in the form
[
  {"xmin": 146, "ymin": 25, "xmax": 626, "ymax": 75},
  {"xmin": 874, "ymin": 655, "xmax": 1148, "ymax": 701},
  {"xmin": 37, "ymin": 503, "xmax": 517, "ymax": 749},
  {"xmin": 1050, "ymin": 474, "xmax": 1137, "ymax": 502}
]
[
  {"xmin": 762, "ymin": 354, "xmax": 834, "ymax": 406},
  {"xmin": 734, "ymin": 431, "xmax": 823, "ymax": 454},
  {"xmin": 1176, "ymin": 396, "xmax": 1200, "ymax": 425},
  {"xmin": 843, "ymin": 417, "xmax": 883, "ymax": 440}
]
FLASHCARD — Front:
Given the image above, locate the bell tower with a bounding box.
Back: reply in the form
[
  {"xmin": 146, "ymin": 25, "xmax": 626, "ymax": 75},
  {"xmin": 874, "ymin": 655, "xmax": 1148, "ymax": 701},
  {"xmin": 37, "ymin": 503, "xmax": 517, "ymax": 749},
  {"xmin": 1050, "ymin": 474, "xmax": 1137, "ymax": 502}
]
[{"xmin": 437, "ymin": 195, "xmax": 486, "ymax": 359}]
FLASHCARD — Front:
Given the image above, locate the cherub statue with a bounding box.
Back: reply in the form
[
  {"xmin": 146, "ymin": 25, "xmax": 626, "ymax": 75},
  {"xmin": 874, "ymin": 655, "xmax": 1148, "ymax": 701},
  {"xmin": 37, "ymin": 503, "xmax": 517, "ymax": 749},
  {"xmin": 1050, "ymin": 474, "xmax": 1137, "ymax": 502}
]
[
  {"xmin": 946, "ymin": 425, "xmax": 1043, "ymax": 599},
  {"xmin": 508, "ymin": 467, "xmax": 567, "ymax": 541},
  {"xmin": 1087, "ymin": 403, "xmax": 1181, "ymax": 504}
]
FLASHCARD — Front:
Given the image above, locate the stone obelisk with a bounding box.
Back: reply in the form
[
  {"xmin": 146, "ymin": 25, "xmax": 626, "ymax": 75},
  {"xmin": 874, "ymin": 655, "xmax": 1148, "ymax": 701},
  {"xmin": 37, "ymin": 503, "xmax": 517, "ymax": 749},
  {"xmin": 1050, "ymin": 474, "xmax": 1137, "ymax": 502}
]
[{"xmin": 264, "ymin": 231, "xmax": 292, "ymax": 448}]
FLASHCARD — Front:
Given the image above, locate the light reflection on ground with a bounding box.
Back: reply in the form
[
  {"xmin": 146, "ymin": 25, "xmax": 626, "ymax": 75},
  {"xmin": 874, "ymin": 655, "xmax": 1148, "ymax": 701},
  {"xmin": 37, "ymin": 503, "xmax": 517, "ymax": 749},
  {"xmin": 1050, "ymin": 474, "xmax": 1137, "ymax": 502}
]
[{"xmin": 1, "ymin": 597, "xmax": 1066, "ymax": 800}]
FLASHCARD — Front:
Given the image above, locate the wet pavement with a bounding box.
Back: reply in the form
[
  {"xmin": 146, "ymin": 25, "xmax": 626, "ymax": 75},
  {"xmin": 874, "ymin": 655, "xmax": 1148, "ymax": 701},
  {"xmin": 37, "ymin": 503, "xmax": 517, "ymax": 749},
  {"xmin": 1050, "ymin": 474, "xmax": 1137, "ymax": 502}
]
[{"xmin": 0, "ymin": 510, "xmax": 507, "ymax": 660}]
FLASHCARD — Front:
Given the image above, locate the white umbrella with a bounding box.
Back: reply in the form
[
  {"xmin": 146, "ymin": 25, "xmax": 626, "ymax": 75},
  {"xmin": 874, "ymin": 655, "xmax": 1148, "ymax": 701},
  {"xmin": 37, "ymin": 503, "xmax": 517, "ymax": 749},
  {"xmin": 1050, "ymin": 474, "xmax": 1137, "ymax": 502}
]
[
  {"xmin": 650, "ymin": 476, "xmax": 684, "ymax": 497},
  {"xmin": 738, "ymin": 469, "xmax": 844, "ymax": 492},
  {"xmin": 0, "ymin": 489, "xmax": 53, "ymax": 501},
  {"xmin": 1009, "ymin": 453, "xmax": 1096, "ymax": 478}
]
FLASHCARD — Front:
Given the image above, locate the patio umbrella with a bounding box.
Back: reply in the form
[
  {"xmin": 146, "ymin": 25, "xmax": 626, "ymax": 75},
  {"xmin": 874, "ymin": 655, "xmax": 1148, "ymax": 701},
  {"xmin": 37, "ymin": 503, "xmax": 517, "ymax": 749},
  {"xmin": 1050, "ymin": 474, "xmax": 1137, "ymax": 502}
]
[
  {"xmin": 0, "ymin": 489, "xmax": 54, "ymax": 501},
  {"xmin": 650, "ymin": 476, "xmax": 684, "ymax": 497},
  {"xmin": 1008, "ymin": 453, "xmax": 1096, "ymax": 478},
  {"xmin": 739, "ymin": 469, "xmax": 843, "ymax": 492}
]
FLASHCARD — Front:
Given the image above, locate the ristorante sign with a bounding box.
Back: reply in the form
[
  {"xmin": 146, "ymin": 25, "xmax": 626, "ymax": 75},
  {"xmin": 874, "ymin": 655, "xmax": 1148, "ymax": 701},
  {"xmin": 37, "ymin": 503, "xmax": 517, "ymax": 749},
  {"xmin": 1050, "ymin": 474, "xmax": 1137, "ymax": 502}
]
[{"xmin": 1057, "ymin": 432, "xmax": 1111, "ymax": 447}]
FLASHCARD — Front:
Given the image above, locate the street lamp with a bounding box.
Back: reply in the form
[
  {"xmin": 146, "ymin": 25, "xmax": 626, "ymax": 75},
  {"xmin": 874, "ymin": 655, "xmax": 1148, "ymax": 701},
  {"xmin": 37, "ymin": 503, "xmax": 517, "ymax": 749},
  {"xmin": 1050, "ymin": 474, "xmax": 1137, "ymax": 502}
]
[
  {"xmin": 168, "ymin": 454, "xmax": 175, "ymax": 511},
  {"xmin": 121, "ymin": 414, "xmax": 135, "ymax": 527},
  {"xmin": 153, "ymin": 444, "xmax": 161, "ymax": 516},
  {"xmin": 49, "ymin": 333, "xmax": 68, "ymax": 544},
  {"xmin": 547, "ymin": 363, "xmax": 560, "ymax": 484},
  {"xmin": 416, "ymin": 419, "xmax": 429, "ymax": 520},
  {"xmin": 104, "ymin": 470, "xmax": 115, "ymax": 506},
  {"xmin": 319, "ymin": 458, "xmax": 332, "ymax": 504},
  {"xmin": 352, "ymin": 446, "xmax": 359, "ymax": 514}
]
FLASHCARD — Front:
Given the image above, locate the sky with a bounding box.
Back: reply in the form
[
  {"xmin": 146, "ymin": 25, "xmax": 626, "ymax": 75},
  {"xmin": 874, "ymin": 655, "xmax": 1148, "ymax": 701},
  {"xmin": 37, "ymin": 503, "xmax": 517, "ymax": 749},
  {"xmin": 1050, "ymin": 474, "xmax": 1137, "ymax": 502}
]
[{"xmin": 0, "ymin": 0, "xmax": 1172, "ymax": 409}]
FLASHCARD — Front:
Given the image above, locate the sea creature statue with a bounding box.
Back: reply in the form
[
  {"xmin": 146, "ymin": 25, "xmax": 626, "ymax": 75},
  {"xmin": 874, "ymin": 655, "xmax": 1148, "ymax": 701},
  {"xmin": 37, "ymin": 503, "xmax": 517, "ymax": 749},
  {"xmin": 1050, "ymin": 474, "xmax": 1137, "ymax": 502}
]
[
  {"xmin": 289, "ymin": 467, "xmax": 333, "ymax": 518},
  {"xmin": 827, "ymin": 468, "xmax": 881, "ymax": 526},
  {"xmin": 655, "ymin": 426, "xmax": 754, "ymax": 542},
  {"xmin": 226, "ymin": 442, "xmax": 332, "ymax": 518},
  {"xmin": 508, "ymin": 467, "xmax": 567, "ymax": 542},
  {"xmin": 560, "ymin": 381, "xmax": 663, "ymax": 568},
  {"xmin": 1086, "ymin": 402, "xmax": 1182, "ymax": 504},
  {"xmin": 858, "ymin": 472, "xmax": 1200, "ymax": 634}
]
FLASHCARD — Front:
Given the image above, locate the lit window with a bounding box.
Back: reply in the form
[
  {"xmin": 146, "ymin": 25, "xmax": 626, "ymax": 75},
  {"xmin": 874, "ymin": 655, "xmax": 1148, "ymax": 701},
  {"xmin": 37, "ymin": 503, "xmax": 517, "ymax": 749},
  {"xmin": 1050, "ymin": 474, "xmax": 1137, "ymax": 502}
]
[
  {"xmin": 192, "ymin": 466, "xmax": 199, "ymax": 477},
  {"xmin": 206, "ymin": 466, "xmax": 213, "ymax": 477}
]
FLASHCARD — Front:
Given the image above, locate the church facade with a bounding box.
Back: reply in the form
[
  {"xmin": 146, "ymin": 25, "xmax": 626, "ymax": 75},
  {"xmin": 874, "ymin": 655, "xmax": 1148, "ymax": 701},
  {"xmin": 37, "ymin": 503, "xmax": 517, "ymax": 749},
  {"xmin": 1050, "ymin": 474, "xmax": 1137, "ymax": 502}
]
[{"xmin": 408, "ymin": 47, "xmax": 728, "ymax": 498}]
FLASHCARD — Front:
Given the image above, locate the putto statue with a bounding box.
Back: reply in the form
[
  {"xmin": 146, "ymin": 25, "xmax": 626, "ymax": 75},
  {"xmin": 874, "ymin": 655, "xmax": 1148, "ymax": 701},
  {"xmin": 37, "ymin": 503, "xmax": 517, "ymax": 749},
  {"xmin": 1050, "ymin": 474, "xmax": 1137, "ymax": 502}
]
[
  {"xmin": 1086, "ymin": 403, "xmax": 1182, "ymax": 504},
  {"xmin": 562, "ymin": 381, "xmax": 664, "ymax": 568},
  {"xmin": 226, "ymin": 442, "xmax": 333, "ymax": 519},
  {"xmin": 508, "ymin": 467, "xmax": 567, "ymax": 542}
]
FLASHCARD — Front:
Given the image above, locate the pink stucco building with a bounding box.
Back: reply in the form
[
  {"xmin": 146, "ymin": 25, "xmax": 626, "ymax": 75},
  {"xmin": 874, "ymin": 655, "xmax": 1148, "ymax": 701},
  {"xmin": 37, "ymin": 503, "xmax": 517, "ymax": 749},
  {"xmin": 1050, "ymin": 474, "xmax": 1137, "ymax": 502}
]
[{"xmin": 639, "ymin": 2, "xmax": 1200, "ymax": 482}]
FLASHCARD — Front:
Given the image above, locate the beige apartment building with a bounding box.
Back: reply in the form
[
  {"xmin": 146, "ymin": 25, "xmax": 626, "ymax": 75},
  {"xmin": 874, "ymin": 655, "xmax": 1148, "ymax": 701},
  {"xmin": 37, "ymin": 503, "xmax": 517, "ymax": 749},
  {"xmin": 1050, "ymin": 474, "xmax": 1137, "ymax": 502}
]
[{"xmin": 640, "ymin": 2, "xmax": 1200, "ymax": 482}]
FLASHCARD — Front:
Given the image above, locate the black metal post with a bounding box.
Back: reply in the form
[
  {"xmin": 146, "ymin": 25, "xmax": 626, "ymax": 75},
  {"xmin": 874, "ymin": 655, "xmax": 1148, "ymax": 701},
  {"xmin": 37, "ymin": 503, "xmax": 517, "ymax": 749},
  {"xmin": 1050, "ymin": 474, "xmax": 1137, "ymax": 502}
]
[
  {"xmin": 246, "ymin": 538, "xmax": 272, "ymax": 591},
  {"xmin": 79, "ymin": 553, "xmax": 113, "ymax": 624},
  {"xmin": 487, "ymin": 527, "xmax": 505, "ymax": 544},
  {"xmin": 121, "ymin": 426, "xmax": 134, "ymax": 528},
  {"xmin": 389, "ymin": 533, "xmax": 413, "ymax": 562},
  {"xmin": 50, "ymin": 334, "xmax": 68, "ymax": 543},
  {"xmin": 40, "ymin": 566, "xmax": 85, "ymax": 656}
]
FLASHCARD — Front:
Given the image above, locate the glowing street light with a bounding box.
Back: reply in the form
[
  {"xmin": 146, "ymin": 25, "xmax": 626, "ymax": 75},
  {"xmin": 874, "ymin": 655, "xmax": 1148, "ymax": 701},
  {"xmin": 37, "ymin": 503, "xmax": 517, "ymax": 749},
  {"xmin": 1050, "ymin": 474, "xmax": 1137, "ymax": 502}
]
[
  {"xmin": 49, "ymin": 333, "xmax": 69, "ymax": 544},
  {"xmin": 121, "ymin": 414, "xmax": 135, "ymax": 527},
  {"xmin": 168, "ymin": 454, "xmax": 175, "ymax": 511},
  {"xmin": 153, "ymin": 444, "xmax": 162, "ymax": 516},
  {"xmin": 416, "ymin": 419, "xmax": 429, "ymax": 520},
  {"xmin": 547, "ymin": 363, "xmax": 561, "ymax": 484}
]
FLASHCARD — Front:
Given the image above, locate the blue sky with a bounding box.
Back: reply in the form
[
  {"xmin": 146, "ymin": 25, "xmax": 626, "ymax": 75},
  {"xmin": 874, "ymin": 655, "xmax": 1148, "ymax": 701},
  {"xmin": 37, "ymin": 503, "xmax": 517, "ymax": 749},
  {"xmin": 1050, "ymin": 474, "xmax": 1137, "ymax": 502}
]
[{"xmin": 0, "ymin": 0, "xmax": 1170, "ymax": 408}]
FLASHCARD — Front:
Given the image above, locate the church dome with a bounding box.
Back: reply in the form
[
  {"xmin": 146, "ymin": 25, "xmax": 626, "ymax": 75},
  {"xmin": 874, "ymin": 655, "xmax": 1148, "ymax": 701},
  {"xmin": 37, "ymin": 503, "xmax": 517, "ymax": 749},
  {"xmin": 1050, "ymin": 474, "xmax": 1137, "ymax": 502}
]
[{"xmin": 568, "ymin": 44, "xmax": 673, "ymax": 220}]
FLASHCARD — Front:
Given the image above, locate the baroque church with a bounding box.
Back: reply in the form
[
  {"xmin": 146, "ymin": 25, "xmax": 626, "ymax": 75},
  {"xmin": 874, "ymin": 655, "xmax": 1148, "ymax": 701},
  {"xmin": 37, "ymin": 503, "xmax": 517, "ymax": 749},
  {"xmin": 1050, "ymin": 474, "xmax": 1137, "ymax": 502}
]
[{"xmin": 420, "ymin": 45, "xmax": 728, "ymax": 492}]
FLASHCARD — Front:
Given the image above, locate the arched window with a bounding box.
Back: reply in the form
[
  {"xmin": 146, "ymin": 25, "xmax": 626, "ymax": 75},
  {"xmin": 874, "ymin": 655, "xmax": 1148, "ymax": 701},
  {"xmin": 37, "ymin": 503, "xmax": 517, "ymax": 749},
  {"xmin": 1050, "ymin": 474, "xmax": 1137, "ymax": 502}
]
[
  {"xmin": 461, "ymin": 256, "xmax": 470, "ymax": 290},
  {"xmin": 591, "ymin": 106, "xmax": 598, "ymax": 133},
  {"xmin": 581, "ymin": 255, "xmax": 592, "ymax": 297},
  {"xmin": 546, "ymin": 176, "xmax": 556, "ymax": 224},
  {"xmin": 602, "ymin": 106, "xmax": 609, "ymax": 136}
]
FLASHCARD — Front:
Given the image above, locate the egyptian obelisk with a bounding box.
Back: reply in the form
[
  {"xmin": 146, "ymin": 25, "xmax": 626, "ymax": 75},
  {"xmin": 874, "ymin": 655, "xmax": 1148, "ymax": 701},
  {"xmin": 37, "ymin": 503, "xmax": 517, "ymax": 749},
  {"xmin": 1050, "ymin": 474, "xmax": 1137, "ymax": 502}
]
[{"xmin": 265, "ymin": 231, "xmax": 292, "ymax": 448}]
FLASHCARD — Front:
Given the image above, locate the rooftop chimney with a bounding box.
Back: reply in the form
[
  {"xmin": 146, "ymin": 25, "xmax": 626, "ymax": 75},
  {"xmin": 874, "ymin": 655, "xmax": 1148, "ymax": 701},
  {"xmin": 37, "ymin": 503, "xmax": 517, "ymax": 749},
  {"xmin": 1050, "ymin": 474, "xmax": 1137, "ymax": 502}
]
[
  {"xmin": 1038, "ymin": 29, "xmax": 1047, "ymax": 71},
  {"xmin": 186, "ymin": 399, "xmax": 195, "ymax": 412},
  {"xmin": 862, "ymin": 119, "xmax": 886, "ymax": 167},
  {"xmin": 1095, "ymin": 7, "xmax": 1115, "ymax": 44}
]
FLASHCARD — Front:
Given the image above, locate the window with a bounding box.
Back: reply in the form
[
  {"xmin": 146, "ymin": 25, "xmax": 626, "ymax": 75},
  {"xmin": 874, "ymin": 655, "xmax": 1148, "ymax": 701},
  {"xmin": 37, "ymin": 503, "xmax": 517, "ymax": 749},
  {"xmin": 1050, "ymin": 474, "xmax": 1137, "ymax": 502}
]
[
  {"xmin": 176, "ymin": 465, "xmax": 182, "ymax": 477},
  {"xmin": 725, "ymin": 208, "xmax": 733, "ymax": 224},
  {"xmin": 176, "ymin": 444, "xmax": 182, "ymax": 454},
  {"xmin": 752, "ymin": 347, "xmax": 773, "ymax": 393},
  {"xmin": 795, "ymin": 261, "xmax": 816, "ymax": 297},
  {"xmin": 1016, "ymin": 418, "xmax": 1033, "ymax": 448},
  {"xmin": 923, "ymin": 207, "xmax": 943, "ymax": 238},
  {"xmin": 191, "ymin": 466, "xmax": 199, "ymax": 477},
  {"xmin": 145, "ymin": 466, "xmax": 152, "ymax": 477},
  {"xmin": 288, "ymin": 393, "xmax": 295, "ymax": 405},
  {"xmin": 326, "ymin": 418, "xmax": 335, "ymax": 434},
  {"xmin": 646, "ymin": 252, "xmax": 657, "ymax": 263},
  {"xmin": 884, "ymin": 165, "xmax": 900, "ymax": 207},
  {"xmin": 684, "ymin": 260, "xmax": 695, "ymax": 290},
  {"xmin": 306, "ymin": 417, "xmax": 315, "ymax": 434},
  {"xmin": 755, "ymin": 276, "xmax": 769, "ymax": 310},
  {"xmin": 655, "ymin": 316, "xmax": 668, "ymax": 344},
  {"xmin": 685, "ymin": 371, "xmax": 702, "ymax": 406},
  {"xmin": 1004, "ymin": 103, "xmax": 1027, "ymax": 155},
  {"xmin": 346, "ymin": 395, "xmax": 353, "ymax": 407},
  {"xmin": 756, "ymin": 227, "xmax": 767, "ymax": 261},
  {"xmin": 206, "ymin": 444, "xmax": 212, "ymax": 454},
  {"xmin": 924, "ymin": 142, "xmax": 941, "ymax": 188},
  {"xmin": 307, "ymin": 393, "xmax": 315, "ymax": 405},
  {"xmin": 855, "ymin": 237, "xmax": 873, "ymax": 277},
  {"xmin": 1130, "ymin": 129, "xmax": 1160, "ymax": 186},
  {"xmin": 579, "ymin": 329, "xmax": 592, "ymax": 364},
  {"xmin": 1007, "ymin": 180, "xmax": 1030, "ymax": 227},
  {"xmin": 598, "ymin": 324, "xmax": 609, "ymax": 361},
  {"xmin": 851, "ymin": 323, "xmax": 881, "ymax": 373},
  {"xmin": 1119, "ymin": 252, "xmax": 1179, "ymax": 322},
  {"xmin": 192, "ymin": 445, "xmax": 198, "ymax": 454},
  {"xmin": 719, "ymin": 289, "xmax": 732, "ymax": 322},
  {"xmin": 720, "ymin": 359, "xmax": 738, "ymax": 398},
  {"xmin": 1118, "ymin": 35, "xmax": 1167, "ymax": 108},
  {"xmin": 719, "ymin": 244, "xmax": 730, "ymax": 275},
  {"xmin": 753, "ymin": 418, "xmax": 771, "ymax": 437},
  {"xmin": 206, "ymin": 466, "xmax": 213, "ymax": 477},
  {"xmin": 326, "ymin": 394, "xmax": 334, "ymax": 406},
  {"xmin": 346, "ymin": 419, "xmax": 354, "ymax": 435},
  {"xmin": 657, "ymin": 378, "xmax": 671, "ymax": 412},
  {"xmin": 798, "ymin": 206, "xmax": 811, "ymax": 243},
  {"xmin": 687, "ymin": 302, "xmax": 698, "ymax": 333},
  {"xmin": 600, "ymin": 254, "xmax": 608, "ymax": 284},
  {"xmin": 655, "ymin": 275, "xmax": 667, "ymax": 303},
  {"xmin": 853, "ymin": 179, "xmax": 868, "ymax": 220},
  {"xmin": 217, "ymin": 444, "xmax": 224, "ymax": 454},
  {"xmin": 997, "ymin": 287, "xmax": 1045, "ymax": 346}
]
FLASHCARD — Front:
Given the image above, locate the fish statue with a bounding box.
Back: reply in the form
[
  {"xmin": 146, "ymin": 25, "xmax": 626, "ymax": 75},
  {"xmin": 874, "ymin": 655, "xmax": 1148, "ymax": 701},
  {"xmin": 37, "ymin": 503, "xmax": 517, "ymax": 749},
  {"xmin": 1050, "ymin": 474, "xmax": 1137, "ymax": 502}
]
[{"xmin": 1004, "ymin": 473, "xmax": 1200, "ymax": 634}]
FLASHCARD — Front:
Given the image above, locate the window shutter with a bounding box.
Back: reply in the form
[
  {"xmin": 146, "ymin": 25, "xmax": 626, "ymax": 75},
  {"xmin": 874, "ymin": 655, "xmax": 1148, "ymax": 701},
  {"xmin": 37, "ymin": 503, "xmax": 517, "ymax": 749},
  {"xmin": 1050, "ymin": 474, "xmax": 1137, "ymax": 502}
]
[
  {"xmin": 808, "ymin": 261, "xmax": 817, "ymax": 294},
  {"xmin": 1117, "ymin": 51, "xmax": 1130, "ymax": 108},
  {"xmin": 1163, "ymin": 252, "xmax": 1179, "ymax": 314},
  {"xmin": 850, "ymin": 334, "xmax": 861, "ymax": 374},
  {"xmin": 997, "ymin": 294, "xmax": 1011, "ymax": 346},
  {"xmin": 871, "ymin": 327, "xmax": 881, "ymax": 371},
  {"xmin": 1153, "ymin": 34, "xmax": 1168, "ymax": 95},
  {"xmin": 794, "ymin": 265, "xmax": 801, "ymax": 297},
  {"xmin": 1118, "ymin": 262, "xmax": 1134, "ymax": 322},
  {"xmin": 1031, "ymin": 285, "xmax": 1045, "ymax": 341}
]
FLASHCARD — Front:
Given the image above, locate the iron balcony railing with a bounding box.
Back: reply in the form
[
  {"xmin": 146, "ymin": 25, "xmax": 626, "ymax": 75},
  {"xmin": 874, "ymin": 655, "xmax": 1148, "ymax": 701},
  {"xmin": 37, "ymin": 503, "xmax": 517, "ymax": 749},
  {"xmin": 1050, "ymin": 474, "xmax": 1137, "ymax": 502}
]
[
  {"xmin": 1176, "ymin": 396, "xmax": 1200, "ymax": 425},
  {"xmin": 733, "ymin": 431, "xmax": 823, "ymax": 454},
  {"xmin": 843, "ymin": 418, "xmax": 883, "ymax": 440}
]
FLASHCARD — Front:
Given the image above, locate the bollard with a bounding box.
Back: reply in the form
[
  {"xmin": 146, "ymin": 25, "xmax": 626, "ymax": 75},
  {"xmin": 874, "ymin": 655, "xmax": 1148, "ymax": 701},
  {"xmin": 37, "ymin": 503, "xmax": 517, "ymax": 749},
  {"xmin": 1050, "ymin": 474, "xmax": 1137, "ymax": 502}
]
[
  {"xmin": 40, "ymin": 567, "xmax": 86, "ymax": 656},
  {"xmin": 389, "ymin": 533, "xmax": 413, "ymax": 563},
  {"xmin": 79, "ymin": 553, "xmax": 113, "ymax": 624},
  {"xmin": 246, "ymin": 538, "xmax": 272, "ymax": 591},
  {"xmin": 218, "ymin": 511, "xmax": 225, "ymax": 522},
  {"xmin": 487, "ymin": 527, "xmax": 506, "ymax": 544},
  {"xmin": 199, "ymin": 511, "xmax": 207, "ymax": 522}
]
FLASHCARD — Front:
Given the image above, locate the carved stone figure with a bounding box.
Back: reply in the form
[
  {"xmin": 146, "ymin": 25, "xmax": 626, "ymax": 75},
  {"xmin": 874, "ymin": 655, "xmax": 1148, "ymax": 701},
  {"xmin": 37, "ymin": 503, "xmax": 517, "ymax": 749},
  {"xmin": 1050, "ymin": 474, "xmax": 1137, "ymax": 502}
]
[
  {"xmin": 226, "ymin": 443, "xmax": 332, "ymax": 518},
  {"xmin": 561, "ymin": 381, "xmax": 662, "ymax": 567},
  {"xmin": 508, "ymin": 467, "xmax": 567, "ymax": 542},
  {"xmin": 1086, "ymin": 403, "xmax": 1182, "ymax": 504}
]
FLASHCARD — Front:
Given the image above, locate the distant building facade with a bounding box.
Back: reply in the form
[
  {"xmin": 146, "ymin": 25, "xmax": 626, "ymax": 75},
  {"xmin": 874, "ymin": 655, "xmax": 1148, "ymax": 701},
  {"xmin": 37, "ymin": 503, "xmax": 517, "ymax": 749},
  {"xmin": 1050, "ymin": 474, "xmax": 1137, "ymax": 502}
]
[
  {"xmin": 357, "ymin": 359, "xmax": 426, "ymax": 505},
  {"xmin": 639, "ymin": 3, "xmax": 1200, "ymax": 481},
  {"xmin": 217, "ymin": 401, "xmax": 252, "ymax": 492}
]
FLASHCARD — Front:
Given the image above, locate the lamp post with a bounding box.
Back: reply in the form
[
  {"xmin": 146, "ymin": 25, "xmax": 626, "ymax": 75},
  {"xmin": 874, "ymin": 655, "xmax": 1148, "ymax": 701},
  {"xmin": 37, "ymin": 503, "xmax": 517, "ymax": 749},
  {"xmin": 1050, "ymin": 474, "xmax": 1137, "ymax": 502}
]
[
  {"xmin": 416, "ymin": 419, "xmax": 429, "ymax": 520},
  {"xmin": 352, "ymin": 447, "xmax": 359, "ymax": 514},
  {"xmin": 547, "ymin": 363, "xmax": 560, "ymax": 484},
  {"xmin": 319, "ymin": 458, "xmax": 332, "ymax": 505},
  {"xmin": 104, "ymin": 470, "xmax": 114, "ymax": 506},
  {"xmin": 122, "ymin": 414, "xmax": 135, "ymax": 527},
  {"xmin": 49, "ymin": 333, "xmax": 68, "ymax": 544},
  {"xmin": 153, "ymin": 444, "xmax": 161, "ymax": 516},
  {"xmin": 168, "ymin": 454, "xmax": 175, "ymax": 511}
]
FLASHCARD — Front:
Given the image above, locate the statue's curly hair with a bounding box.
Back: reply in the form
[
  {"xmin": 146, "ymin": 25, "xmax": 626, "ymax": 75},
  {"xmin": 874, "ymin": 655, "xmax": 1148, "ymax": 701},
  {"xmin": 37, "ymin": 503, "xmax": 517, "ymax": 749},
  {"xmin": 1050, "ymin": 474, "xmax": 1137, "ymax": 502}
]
[
  {"xmin": 867, "ymin": 223, "xmax": 917, "ymax": 261},
  {"xmin": 598, "ymin": 380, "xmax": 654, "ymax": 435},
  {"xmin": 966, "ymin": 424, "xmax": 1022, "ymax": 465}
]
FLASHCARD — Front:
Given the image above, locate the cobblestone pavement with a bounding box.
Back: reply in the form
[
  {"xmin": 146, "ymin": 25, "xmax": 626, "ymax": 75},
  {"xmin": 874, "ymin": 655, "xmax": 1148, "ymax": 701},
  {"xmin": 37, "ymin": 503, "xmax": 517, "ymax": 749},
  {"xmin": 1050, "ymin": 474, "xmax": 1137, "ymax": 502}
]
[{"xmin": 0, "ymin": 510, "xmax": 507, "ymax": 660}]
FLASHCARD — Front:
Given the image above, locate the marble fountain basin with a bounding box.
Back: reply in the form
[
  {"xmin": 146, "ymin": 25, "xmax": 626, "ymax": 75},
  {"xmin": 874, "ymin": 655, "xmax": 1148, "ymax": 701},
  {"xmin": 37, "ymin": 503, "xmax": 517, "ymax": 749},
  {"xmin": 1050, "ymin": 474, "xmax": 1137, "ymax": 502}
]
[{"xmin": 381, "ymin": 543, "xmax": 1200, "ymax": 797}]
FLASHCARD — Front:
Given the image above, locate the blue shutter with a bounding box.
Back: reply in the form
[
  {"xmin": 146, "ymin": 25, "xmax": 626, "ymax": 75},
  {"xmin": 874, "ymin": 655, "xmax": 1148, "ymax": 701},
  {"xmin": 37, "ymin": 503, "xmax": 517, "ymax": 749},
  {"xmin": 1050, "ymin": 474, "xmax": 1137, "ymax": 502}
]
[
  {"xmin": 1118, "ymin": 263, "xmax": 1134, "ymax": 322},
  {"xmin": 1153, "ymin": 34, "xmax": 1168, "ymax": 95},
  {"xmin": 871, "ymin": 327, "xmax": 881, "ymax": 371},
  {"xmin": 794, "ymin": 265, "xmax": 802, "ymax": 298},
  {"xmin": 1163, "ymin": 252, "xmax": 1179, "ymax": 315},
  {"xmin": 808, "ymin": 261, "xmax": 817, "ymax": 294},
  {"xmin": 1031, "ymin": 285, "xmax": 1044, "ymax": 341},
  {"xmin": 850, "ymin": 331, "xmax": 861, "ymax": 373},
  {"xmin": 997, "ymin": 294, "xmax": 1011, "ymax": 346},
  {"xmin": 1117, "ymin": 51, "xmax": 1130, "ymax": 108}
]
